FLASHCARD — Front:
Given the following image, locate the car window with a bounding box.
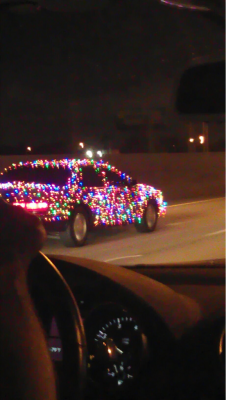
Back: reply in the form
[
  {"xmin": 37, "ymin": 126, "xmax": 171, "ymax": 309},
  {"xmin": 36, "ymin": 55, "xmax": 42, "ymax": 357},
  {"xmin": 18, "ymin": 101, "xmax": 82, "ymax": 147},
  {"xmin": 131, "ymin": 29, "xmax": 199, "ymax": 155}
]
[
  {"xmin": 0, "ymin": 165, "xmax": 71, "ymax": 186},
  {"xmin": 81, "ymin": 165, "xmax": 103, "ymax": 187},
  {"xmin": 104, "ymin": 169, "xmax": 128, "ymax": 187}
]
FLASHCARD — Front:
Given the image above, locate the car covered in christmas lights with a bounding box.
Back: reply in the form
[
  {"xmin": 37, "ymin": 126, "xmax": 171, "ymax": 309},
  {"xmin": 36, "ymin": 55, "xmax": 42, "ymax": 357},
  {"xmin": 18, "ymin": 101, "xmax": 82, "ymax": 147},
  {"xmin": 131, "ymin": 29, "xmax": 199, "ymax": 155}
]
[{"xmin": 0, "ymin": 159, "xmax": 166, "ymax": 247}]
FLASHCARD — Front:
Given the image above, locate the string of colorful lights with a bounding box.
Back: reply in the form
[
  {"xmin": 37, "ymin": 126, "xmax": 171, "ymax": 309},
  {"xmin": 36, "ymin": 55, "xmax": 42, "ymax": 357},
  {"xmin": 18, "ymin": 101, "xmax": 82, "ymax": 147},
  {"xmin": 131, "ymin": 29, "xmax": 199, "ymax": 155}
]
[{"xmin": 0, "ymin": 158, "xmax": 167, "ymax": 226}]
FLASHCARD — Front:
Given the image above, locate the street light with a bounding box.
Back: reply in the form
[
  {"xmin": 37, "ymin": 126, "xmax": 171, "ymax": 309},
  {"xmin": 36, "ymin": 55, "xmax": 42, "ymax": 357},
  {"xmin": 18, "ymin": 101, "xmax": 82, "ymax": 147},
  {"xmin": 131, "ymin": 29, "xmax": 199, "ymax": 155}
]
[
  {"xmin": 86, "ymin": 150, "xmax": 93, "ymax": 158},
  {"xmin": 189, "ymin": 138, "xmax": 194, "ymax": 143},
  {"xmin": 199, "ymin": 136, "xmax": 205, "ymax": 144},
  {"xmin": 97, "ymin": 150, "xmax": 102, "ymax": 158},
  {"xmin": 27, "ymin": 146, "xmax": 32, "ymax": 152},
  {"xmin": 79, "ymin": 142, "xmax": 84, "ymax": 148}
]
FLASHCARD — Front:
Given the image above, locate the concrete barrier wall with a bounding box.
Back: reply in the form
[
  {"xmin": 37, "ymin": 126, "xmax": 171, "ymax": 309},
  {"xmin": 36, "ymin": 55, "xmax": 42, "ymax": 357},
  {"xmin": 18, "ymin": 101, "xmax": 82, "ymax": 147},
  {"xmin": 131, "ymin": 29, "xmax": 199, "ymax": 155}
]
[
  {"xmin": 0, "ymin": 153, "xmax": 225, "ymax": 202},
  {"xmin": 104, "ymin": 153, "xmax": 225, "ymax": 202}
]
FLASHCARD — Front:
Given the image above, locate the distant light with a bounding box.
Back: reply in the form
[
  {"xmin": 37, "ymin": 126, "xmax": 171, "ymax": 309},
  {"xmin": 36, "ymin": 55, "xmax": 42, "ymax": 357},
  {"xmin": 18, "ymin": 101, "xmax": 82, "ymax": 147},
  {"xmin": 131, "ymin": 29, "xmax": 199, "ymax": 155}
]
[
  {"xmin": 97, "ymin": 150, "xmax": 102, "ymax": 157},
  {"xmin": 189, "ymin": 138, "xmax": 194, "ymax": 143},
  {"xmin": 79, "ymin": 142, "xmax": 84, "ymax": 148},
  {"xmin": 27, "ymin": 146, "xmax": 32, "ymax": 151},
  {"xmin": 86, "ymin": 150, "xmax": 93, "ymax": 158},
  {"xmin": 199, "ymin": 136, "xmax": 205, "ymax": 144}
]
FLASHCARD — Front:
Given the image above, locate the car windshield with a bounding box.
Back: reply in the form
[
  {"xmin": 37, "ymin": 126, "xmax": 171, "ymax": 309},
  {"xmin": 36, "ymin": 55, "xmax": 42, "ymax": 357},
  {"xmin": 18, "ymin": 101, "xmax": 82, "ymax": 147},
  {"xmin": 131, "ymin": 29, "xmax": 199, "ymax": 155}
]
[{"xmin": 0, "ymin": 0, "xmax": 225, "ymax": 266}]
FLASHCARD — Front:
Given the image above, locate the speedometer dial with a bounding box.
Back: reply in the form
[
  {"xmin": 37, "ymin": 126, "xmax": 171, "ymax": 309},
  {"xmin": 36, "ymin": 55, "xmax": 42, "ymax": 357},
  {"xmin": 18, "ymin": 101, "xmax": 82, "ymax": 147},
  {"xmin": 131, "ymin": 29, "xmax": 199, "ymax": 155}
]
[{"xmin": 85, "ymin": 304, "xmax": 148, "ymax": 391}]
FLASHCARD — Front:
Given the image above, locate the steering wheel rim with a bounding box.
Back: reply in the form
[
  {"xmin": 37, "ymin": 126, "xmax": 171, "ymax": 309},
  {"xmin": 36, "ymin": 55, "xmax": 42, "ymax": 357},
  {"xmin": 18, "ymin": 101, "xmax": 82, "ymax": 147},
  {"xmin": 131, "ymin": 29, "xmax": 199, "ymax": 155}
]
[{"xmin": 27, "ymin": 251, "xmax": 87, "ymax": 400}]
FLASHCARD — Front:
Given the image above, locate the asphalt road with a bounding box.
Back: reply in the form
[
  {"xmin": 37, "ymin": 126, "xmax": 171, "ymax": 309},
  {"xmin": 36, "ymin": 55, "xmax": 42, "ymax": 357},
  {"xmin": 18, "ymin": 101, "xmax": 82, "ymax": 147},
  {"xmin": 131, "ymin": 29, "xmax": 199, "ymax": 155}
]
[{"xmin": 44, "ymin": 197, "xmax": 225, "ymax": 266}]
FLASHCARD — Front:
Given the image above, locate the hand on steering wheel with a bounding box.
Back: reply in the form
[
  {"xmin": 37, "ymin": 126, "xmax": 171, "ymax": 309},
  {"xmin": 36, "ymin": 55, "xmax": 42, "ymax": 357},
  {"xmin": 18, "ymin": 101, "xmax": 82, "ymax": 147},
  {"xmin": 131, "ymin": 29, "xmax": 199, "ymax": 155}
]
[
  {"xmin": 0, "ymin": 199, "xmax": 87, "ymax": 400},
  {"xmin": 0, "ymin": 198, "xmax": 46, "ymax": 270}
]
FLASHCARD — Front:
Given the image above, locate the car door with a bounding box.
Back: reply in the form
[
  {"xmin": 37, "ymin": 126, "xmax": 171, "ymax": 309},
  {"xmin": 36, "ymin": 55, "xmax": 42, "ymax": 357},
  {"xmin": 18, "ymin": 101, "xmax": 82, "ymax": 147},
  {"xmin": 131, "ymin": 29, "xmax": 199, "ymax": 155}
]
[
  {"xmin": 102, "ymin": 168, "xmax": 135, "ymax": 225},
  {"xmin": 79, "ymin": 165, "xmax": 109, "ymax": 227}
]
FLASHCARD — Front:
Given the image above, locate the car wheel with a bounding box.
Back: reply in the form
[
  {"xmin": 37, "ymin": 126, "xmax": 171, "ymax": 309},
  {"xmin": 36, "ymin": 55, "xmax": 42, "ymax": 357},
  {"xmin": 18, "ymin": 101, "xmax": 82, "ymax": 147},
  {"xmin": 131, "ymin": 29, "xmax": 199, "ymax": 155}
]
[
  {"xmin": 60, "ymin": 207, "xmax": 88, "ymax": 247},
  {"xmin": 135, "ymin": 202, "xmax": 158, "ymax": 233}
]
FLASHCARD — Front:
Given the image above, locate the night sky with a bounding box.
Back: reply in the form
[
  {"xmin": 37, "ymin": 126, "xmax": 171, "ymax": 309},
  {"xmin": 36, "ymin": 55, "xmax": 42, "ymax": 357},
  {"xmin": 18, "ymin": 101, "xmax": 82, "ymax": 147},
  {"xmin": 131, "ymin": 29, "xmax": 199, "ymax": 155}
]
[{"xmin": 0, "ymin": 0, "xmax": 224, "ymax": 147}]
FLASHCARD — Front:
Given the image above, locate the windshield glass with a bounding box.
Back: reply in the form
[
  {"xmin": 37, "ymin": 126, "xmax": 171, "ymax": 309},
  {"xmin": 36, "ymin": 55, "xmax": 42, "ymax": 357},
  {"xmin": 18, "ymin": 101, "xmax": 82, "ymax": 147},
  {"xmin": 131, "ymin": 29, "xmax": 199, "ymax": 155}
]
[{"xmin": 0, "ymin": 0, "xmax": 225, "ymax": 266}]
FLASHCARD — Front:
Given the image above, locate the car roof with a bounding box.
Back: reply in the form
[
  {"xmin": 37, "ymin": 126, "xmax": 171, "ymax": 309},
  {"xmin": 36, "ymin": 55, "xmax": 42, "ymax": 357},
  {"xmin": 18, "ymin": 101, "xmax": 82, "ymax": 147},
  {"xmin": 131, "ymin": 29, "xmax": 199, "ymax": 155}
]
[
  {"xmin": 0, "ymin": 158, "xmax": 133, "ymax": 185},
  {"xmin": 3, "ymin": 158, "xmax": 115, "ymax": 169},
  {"xmin": 2, "ymin": 158, "xmax": 130, "ymax": 178}
]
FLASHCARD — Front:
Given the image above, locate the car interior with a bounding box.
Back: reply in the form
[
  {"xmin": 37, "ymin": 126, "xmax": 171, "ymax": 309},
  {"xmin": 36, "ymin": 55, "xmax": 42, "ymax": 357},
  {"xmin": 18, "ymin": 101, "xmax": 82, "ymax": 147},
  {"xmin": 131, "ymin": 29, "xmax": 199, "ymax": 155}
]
[{"xmin": 27, "ymin": 252, "xmax": 225, "ymax": 400}]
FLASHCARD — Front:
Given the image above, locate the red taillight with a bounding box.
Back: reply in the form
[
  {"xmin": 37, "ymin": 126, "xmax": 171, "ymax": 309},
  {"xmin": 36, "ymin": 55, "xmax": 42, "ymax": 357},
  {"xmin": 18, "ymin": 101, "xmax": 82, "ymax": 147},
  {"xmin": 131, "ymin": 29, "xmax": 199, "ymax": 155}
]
[
  {"xmin": 26, "ymin": 202, "xmax": 48, "ymax": 211},
  {"xmin": 13, "ymin": 202, "xmax": 48, "ymax": 212},
  {"xmin": 13, "ymin": 202, "xmax": 26, "ymax": 208}
]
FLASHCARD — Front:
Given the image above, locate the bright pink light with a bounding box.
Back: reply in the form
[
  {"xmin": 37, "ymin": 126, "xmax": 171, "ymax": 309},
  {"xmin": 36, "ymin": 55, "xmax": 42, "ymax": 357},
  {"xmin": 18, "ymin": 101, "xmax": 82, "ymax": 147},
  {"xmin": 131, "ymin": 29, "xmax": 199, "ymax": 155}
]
[{"xmin": 13, "ymin": 202, "xmax": 48, "ymax": 211}]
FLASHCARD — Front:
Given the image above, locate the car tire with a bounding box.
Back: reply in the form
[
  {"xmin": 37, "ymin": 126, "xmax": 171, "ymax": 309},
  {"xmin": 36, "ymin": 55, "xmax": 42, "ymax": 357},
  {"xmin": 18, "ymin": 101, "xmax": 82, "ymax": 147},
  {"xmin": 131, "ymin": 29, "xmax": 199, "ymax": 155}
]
[
  {"xmin": 60, "ymin": 206, "xmax": 89, "ymax": 247},
  {"xmin": 135, "ymin": 201, "xmax": 158, "ymax": 233}
]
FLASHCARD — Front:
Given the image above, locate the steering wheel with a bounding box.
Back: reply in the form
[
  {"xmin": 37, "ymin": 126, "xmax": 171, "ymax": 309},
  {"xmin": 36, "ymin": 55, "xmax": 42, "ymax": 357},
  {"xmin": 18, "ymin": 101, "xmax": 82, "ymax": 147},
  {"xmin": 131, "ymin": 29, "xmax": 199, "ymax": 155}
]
[{"xmin": 27, "ymin": 251, "xmax": 87, "ymax": 400}]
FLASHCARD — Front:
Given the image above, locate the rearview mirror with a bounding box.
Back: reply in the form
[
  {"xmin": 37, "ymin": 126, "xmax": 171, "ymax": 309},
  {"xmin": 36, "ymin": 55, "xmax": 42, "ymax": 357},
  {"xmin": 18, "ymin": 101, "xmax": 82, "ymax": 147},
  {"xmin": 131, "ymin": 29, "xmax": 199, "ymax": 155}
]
[{"xmin": 175, "ymin": 60, "xmax": 225, "ymax": 117}]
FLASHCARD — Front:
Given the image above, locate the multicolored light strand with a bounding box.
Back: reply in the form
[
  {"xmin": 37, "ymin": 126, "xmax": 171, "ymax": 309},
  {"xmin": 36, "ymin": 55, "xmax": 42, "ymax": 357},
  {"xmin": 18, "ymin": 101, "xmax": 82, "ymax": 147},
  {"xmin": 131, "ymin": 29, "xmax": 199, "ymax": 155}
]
[{"xmin": 0, "ymin": 158, "xmax": 166, "ymax": 226}]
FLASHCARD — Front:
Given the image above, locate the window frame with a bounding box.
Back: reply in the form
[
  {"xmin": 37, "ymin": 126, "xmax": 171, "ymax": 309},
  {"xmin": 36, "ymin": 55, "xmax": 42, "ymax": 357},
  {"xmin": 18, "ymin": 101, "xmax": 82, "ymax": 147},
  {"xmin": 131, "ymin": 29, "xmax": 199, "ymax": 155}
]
[
  {"xmin": 80, "ymin": 165, "xmax": 104, "ymax": 188},
  {"xmin": 103, "ymin": 168, "xmax": 129, "ymax": 187}
]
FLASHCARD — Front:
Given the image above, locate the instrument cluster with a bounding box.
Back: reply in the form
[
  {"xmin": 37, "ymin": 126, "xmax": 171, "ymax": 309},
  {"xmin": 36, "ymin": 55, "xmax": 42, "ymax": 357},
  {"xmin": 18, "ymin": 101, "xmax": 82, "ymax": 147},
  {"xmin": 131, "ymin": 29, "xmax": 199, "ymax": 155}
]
[{"xmin": 85, "ymin": 303, "xmax": 149, "ymax": 393}]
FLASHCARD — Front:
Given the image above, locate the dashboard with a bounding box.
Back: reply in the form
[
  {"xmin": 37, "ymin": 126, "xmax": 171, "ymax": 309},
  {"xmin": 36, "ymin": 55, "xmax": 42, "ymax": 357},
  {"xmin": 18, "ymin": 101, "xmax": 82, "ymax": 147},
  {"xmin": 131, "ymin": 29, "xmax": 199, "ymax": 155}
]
[
  {"xmin": 29, "ymin": 255, "xmax": 225, "ymax": 400},
  {"xmin": 47, "ymin": 303, "xmax": 149, "ymax": 394}
]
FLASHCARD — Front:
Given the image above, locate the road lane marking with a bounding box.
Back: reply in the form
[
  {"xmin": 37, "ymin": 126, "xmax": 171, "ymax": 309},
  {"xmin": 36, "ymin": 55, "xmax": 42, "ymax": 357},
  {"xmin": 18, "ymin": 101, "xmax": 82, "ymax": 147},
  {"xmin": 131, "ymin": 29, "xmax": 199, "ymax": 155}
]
[
  {"xmin": 167, "ymin": 222, "xmax": 183, "ymax": 226},
  {"xmin": 205, "ymin": 229, "xmax": 225, "ymax": 237},
  {"xmin": 168, "ymin": 197, "xmax": 224, "ymax": 208},
  {"xmin": 48, "ymin": 235, "xmax": 60, "ymax": 240},
  {"xmin": 105, "ymin": 255, "xmax": 142, "ymax": 262}
]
